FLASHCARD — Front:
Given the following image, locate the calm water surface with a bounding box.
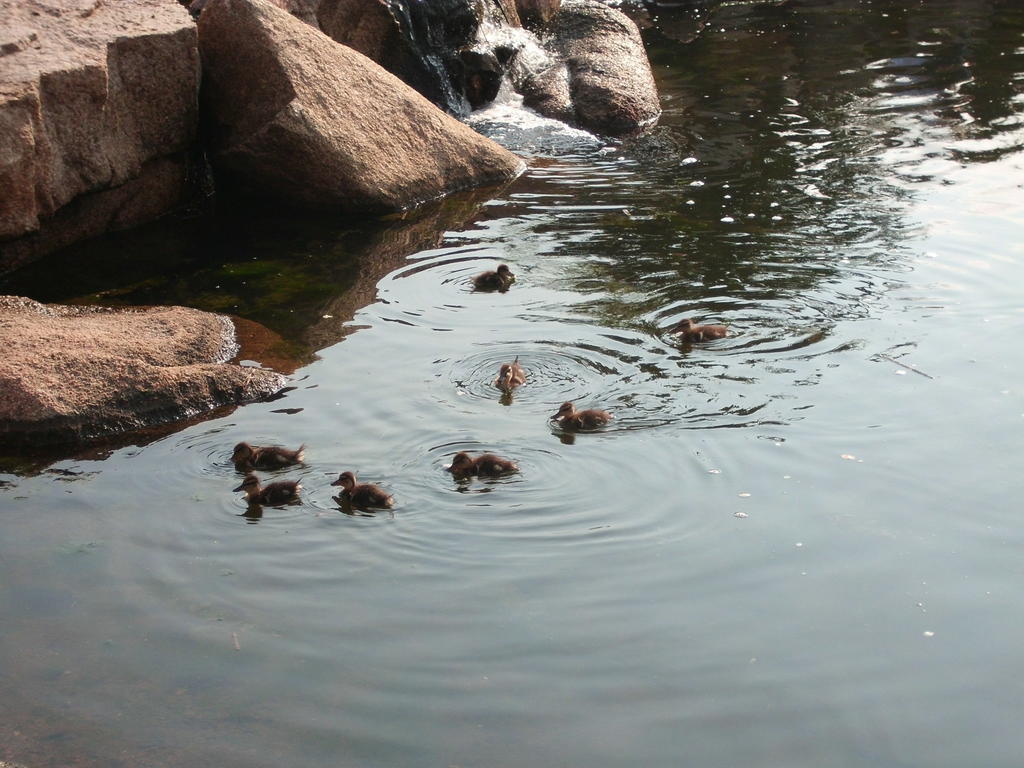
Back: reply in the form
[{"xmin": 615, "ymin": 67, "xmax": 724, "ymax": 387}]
[{"xmin": 2, "ymin": 1, "xmax": 1024, "ymax": 766}]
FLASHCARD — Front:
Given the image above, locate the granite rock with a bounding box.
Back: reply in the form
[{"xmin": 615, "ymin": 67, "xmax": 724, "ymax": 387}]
[{"xmin": 0, "ymin": 296, "xmax": 286, "ymax": 446}]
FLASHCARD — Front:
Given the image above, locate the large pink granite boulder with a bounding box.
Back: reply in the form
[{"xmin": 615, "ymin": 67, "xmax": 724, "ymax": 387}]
[
  {"xmin": 0, "ymin": 0, "xmax": 200, "ymax": 270},
  {"xmin": 0, "ymin": 296, "xmax": 287, "ymax": 446},
  {"xmin": 197, "ymin": 0, "xmax": 524, "ymax": 212}
]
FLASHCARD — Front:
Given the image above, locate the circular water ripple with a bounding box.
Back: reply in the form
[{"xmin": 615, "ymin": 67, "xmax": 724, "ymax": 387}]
[
  {"xmin": 381, "ymin": 248, "xmax": 520, "ymax": 297},
  {"xmin": 302, "ymin": 436, "xmax": 717, "ymax": 563},
  {"xmin": 440, "ymin": 342, "xmax": 606, "ymax": 406},
  {"xmin": 431, "ymin": 330, "xmax": 719, "ymax": 435},
  {"xmin": 645, "ymin": 295, "xmax": 854, "ymax": 361},
  {"xmin": 164, "ymin": 423, "xmax": 241, "ymax": 479},
  {"xmin": 148, "ymin": 424, "xmax": 315, "ymax": 525}
]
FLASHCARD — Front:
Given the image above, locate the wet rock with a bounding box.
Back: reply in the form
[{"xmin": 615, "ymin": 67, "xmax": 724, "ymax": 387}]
[
  {"xmin": 519, "ymin": 60, "xmax": 576, "ymax": 125},
  {"xmin": 0, "ymin": 296, "xmax": 287, "ymax": 446},
  {"xmin": 461, "ymin": 48, "xmax": 507, "ymax": 108},
  {"xmin": 516, "ymin": 0, "xmax": 562, "ymax": 29},
  {"xmin": 0, "ymin": 0, "xmax": 200, "ymax": 270},
  {"xmin": 198, "ymin": 0, "xmax": 523, "ymax": 212},
  {"xmin": 541, "ymin": 0, "xmax": 661, "ymax": 136},
  {"xmin": 315, "ymin": 0, "xmax": 482, "ymax": 115},
  {"xmin": 621, "ymin": 126, "xmax": 689, "ymax": 164}
]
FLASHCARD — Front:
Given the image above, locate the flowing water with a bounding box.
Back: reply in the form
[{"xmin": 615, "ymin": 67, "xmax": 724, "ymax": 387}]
[{"xmin": 2, "ymin": 1, "xmax": 1024, "ymax": 765}]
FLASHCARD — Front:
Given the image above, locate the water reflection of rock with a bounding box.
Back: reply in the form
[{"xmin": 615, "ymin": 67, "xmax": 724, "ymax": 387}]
[
  {"xmin": 302, "ymin": 189, "xmax": 496, "ymax": 353},
  {"xmin": 623, "ymin": 0, "xmax": 720, "ymax": 44},
  {"xmin": 0, "ymin": 185, "xmax": 497, "ymax": 367}
]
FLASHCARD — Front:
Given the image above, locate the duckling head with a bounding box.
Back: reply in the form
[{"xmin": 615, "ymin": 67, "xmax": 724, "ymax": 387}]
[
  {"xmin": 331, "ymin": 471, "xmax": 357, "ymax": 491},
  {"xmin": 552, "ymin": 401, "xmax": 575, "ymax": 420},
  {"xmin": 496, "ymin": 264, "xmax": 515, "ymax": 281},
  {"xmin": 232, "ymin": 474, "xmax": 261, "ymax": 494},
  {"xmin": 495, "ymin": 362, "xmax": 515, "ymax": 390},
  {"xmin": 447, "ymin": 452, "xmax": 475, "ymax": 475},
  {"xmin": 669, "ymin": 318, "xmax": 695, "ymax": 334},
  {"xmin": 232, "ymin": 442, "xmax": 254, "ymax": 463}
]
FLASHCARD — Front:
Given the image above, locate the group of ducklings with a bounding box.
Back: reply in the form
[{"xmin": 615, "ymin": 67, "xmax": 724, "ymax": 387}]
[
  {"xmin": 232, "ymin": 442, "xmax": 396, "ymax": 509},
  {"xmin": 230, "ymin": 441, "xmax": 515, "ymax": 511},
  {"xmin": 231, "ymin": 263, "xmax": 727, "ymax": 511}
]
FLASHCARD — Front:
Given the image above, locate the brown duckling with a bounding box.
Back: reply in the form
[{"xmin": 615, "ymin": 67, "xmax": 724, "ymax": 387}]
[
  {"xmin": 232, "ymin": 441, "xmax": 305, "ymax": 470},
  {"xmin": 668, "ymin": 317, "xmax": 728, "ymax": 342},
  {"xmin": 233, "ymin": 474, "xmax": 302, "ymax": 505},
  {"xmin": 331, "ymin": 471, "xmax": 394, "ymax": 508},
  {"xmin": 493, "ymin": 356, "xmax": 527, "ymax": 392},
  {"xmin": 447, "ymin": 451, "xmax": 519, "ymax": 478},
  {"xmin": 551, "ymin": 401, "xmax": 613, "ymax": 430},
  {"xmin": 473, "ymin": 263, "xmax": 515, "ymax": 292}
]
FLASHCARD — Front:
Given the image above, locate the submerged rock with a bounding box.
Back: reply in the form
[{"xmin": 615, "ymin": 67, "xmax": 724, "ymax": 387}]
[
  {"xmin": 0, "ymin": 0, "xmax": 201, "ymax": 270},
  {"xmin": 198, "ymin": 0, "xmax": 524, "ymax": 212},
  {"xmin": 0, "ymin": 296, "xmax": 287, "ymax": 446}
]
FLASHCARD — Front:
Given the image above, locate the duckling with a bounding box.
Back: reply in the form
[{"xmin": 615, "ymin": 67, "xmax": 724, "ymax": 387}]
[
  {"xmin": 233, "ymin": 473, "xmax": 302, "ymax": 505},
  {"xmin": 551, "ymin": 401, "xmax": 613, "ymax": 430},
  {"xmin": 473, "ymin": 263, "xmax": 515, "ymax": 292},
  {"xmin": 668, "ymin": 317, "xmax": 728, "ymax": 342},
  {"xmin": 232, "ymin": 441, "xmax": 305, "ymax": 471},
  {"xmin": 331, "ymin": 471, "xmax": 394, "ymax": 508},
  {"xmin": 447, "ymin": 451, "xmax": 519, "ymax": 478},
  {"xmin": 493, "ymin": 356, "xmax": 527, "ymax": 392}
]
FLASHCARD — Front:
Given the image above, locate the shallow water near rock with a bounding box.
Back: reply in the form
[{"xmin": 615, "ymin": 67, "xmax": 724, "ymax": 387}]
[{"xmin": 2, "ymin": 1, "xmax": 1024, "ymax": 766}]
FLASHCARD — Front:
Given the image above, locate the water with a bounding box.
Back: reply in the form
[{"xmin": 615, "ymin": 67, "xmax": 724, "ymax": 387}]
[{"xmin": 2, "ymin": 1, "xmax": 1024, "ymax": 765}]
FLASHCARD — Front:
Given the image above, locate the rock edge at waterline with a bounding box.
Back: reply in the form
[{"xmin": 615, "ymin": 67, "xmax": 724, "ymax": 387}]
[
  {"xmin": 0, "ymin": 296, "xmax": 287, "ymax": 447},
  {"xmin": 0, "ymin": 0, "xmax": 201, "ymax": 271}
]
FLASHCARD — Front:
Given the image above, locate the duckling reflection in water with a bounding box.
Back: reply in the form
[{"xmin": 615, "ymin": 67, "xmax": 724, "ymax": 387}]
[
  {"xmin": 233, "ymin": 473, "xmax": 302, "ymax": 505},
  {"xmin": 232, "ymin": 441, "xmax": 305, "ymax": 471},
  {"xmin": 473, "ymin": 264, "xmax": 515, "ymax": 292},
  {"xmin": 493, "ymin": 357, "xmax": 526, "ymax": 393},
  {"xmin": 551, "ymin": 401, "xmax": 613, "ymax": 430},
  {"xmin": 447, "ymin": 451, "xmax": 519, "ymax": 479},
  {"xmin": 331, "ymin": 471, "xmax": 394, "ymax": 509},
  {"xmin": 668, "ymin": 317, "xmax": 728, "ymax": 342}
]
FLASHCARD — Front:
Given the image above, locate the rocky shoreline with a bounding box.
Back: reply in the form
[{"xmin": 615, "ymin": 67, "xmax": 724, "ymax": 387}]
[
  {"xmin": 0, "ymin": 0, "xmax": 660, "ymax": 268},
  {"xmin": 0, "ymin": 0, "xmax": 661, "ymax": 447},
  {"xmin": 0, "ymin": 296, "xmax": 286, "ymax": 447}
]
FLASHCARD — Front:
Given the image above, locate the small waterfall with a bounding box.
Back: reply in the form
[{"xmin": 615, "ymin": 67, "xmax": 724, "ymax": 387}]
[
  {"xmin": 474, "ymin": 18, "xmax": 555, "ymax": 86},
  {"xmin": 367, "ymin": 0, "xmax": 605, "ymax": 150},
  {"xmin": 466, "ymin": 82, "xmax": 603, "ymax": 155},
  {"xmin": 382, "ymin": 0, "xmax": 479, "ymax": 116},
  {"xmin": 465, "ymin": 17, "xmax": 603, "ymax": 154}
]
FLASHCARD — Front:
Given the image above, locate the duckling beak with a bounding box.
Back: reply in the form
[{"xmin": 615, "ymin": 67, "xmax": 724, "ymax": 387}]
[
  {"xmin": 330, "ymin": 478, "xmax": 343, "ymax": 487},
  {"xmin": 232, "ymin": 482, "xmax": 246, "ymax": 492}
]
